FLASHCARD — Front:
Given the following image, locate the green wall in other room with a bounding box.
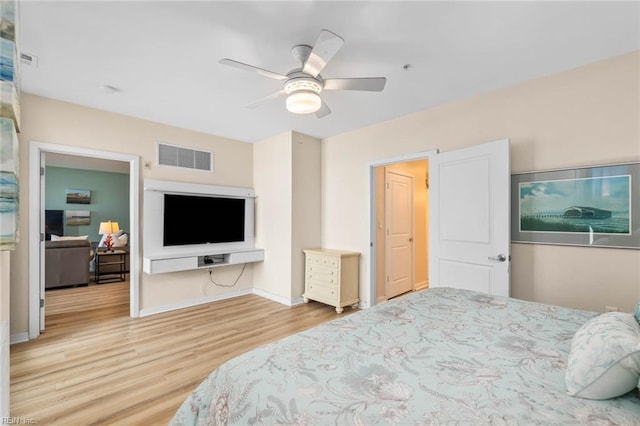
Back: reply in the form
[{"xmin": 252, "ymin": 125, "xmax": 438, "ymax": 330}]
[{"xmin": 44, "ymin": 166, "xmax": 130, "ymax": 242}]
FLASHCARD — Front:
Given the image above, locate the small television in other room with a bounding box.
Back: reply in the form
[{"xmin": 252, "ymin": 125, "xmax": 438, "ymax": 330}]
[{"xmin": 44, "ymin": 209, "xmax": 64, "ymax": 240}]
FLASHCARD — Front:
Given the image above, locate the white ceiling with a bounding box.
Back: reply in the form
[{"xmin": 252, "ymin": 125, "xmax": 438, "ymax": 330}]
[{"xmin": 19, "ymin": 1, "xmax": 639, "ymax": 143}]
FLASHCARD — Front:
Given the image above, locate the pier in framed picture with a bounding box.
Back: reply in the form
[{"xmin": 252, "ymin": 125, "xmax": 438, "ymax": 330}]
[{"xmin": 511, "ymin": 163, "xmax": 640, "ymax": 249}]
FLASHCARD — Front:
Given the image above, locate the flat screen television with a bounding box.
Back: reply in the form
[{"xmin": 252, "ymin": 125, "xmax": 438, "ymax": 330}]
[
  {"xmin": 44, "ymin": 209, "xmax": 64, "ymax": 240},
  {"xmin": 143, "ymin": 180, "xmax": 256, "ymax": 258},
  {"xmin": 163, "ymin": 194, "xmax": 246, "ymax": 246}
]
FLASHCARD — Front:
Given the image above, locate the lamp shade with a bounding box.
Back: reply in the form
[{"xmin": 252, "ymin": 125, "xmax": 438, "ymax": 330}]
[
  {"xmin": 286, "ymin": 90, "xmax": 321, "ymax": 114},
  {"xmin": 98, "ymin": 221, "xmax": 120, "ymax": 235}
]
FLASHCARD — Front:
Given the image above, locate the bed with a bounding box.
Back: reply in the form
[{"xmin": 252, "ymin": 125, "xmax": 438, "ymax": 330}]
[{"xmin": 170, "ymin": 287, "xmax": 640, "ymax": 425}]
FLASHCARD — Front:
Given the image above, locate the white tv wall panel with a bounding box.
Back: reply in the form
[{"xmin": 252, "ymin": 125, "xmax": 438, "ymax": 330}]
[{"xmin": 142, "ymin": 179, "xmax": 264, "ymax": 274}]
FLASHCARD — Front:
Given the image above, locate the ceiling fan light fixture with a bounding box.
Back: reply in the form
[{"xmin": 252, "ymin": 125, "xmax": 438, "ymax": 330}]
[
  {"xmin": 286, "ymin": 90, "xmax": 321, "ymax": 114},
  {"xmin": 284, "ymin": 78, "xmax": 322, "ymax": 95},
  {"xmin": 219, "ymin": 30, "xmax": 385, "ymax": 119}
]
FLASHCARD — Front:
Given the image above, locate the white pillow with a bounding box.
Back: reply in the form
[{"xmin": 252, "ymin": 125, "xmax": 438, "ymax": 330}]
[
  {"xmin": 50, "ymin": 235, "xmax": 88, "ymax": 241},
  {"xmin": 565, "ymin": 312, "xmax": 640, "ymax": 399},
  {"xmin": 112, "ymin": 233, "xmax": 128, "ymax": 247},
  {"xmin": 98, "ymin": 230, "xmax": 123, "ymax": 247}
]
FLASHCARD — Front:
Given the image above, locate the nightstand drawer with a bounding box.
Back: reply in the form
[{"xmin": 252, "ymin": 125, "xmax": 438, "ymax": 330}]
[
  {"xmin": 306, "ymin": 254, "xmax": 339, "ymax": 268},
  {"xmin": 306, "ymin": 265, "xmax": 338, "ymax": 285},
  {"xmin": 306, "ymin": 275, "xmax": 337, "ymax": 288},
  {"xmin": 305, "ymin": 283, "xmax": 338, "ymax": 303},
  {"xmin": 306, "ymin": 276, "xmax": 337, "ymax": 291}
]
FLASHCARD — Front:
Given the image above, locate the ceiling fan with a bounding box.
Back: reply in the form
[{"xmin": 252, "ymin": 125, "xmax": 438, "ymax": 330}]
[{"xmin": 219, "ymin": 29, "xmax": 386, "ymax": 118}]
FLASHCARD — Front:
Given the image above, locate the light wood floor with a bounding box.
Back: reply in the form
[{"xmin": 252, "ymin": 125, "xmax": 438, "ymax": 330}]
[
  {"xmin": 44, "ymin": 280, "xmax": 130, "ymax": 316},
  {"xmin": 11, "ymin": 282, "xmax": 354, "ymax": 424}
]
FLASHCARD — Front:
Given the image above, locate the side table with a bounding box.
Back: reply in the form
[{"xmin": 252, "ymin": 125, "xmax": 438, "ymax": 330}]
[{"xmin": 94, "ymin": 249, "xmax": 127, "ymax": 283}]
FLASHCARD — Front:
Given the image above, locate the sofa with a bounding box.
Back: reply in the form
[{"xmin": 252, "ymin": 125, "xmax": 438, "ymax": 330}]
[{"xmin": 45, "ymin": 239, "xmax": 93, "ymax": 289}]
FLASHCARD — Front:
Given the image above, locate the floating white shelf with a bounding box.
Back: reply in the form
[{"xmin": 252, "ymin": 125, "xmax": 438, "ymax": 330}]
[{"xmin": 143, "ymin": 248, "xmax": 264, "ymax": 274}]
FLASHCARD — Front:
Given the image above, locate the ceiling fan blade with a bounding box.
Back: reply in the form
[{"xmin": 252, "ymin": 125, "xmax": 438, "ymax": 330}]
[
  {"xmin": 323, "ymin": 77, "xmax": 387, "ymax": 92},
  {"xmin": 219, "ymin": 58, "xmax": 288, "ymax": 81},
  {"xmin": 244, "ymin": 90, "xmax": 285, "ymax": 109},
  {"xmin": 315, "ymin": 98, "xmax": 331, "ymax": 118},
  {"xmin": 303, "ymin": 29, "xmax": 344, "ymax": 77}
]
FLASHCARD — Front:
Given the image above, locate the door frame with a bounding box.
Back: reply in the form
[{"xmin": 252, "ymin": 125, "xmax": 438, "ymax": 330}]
[
  {"xmin": 368, "ymin": 149, "xmax": 437, "ymax": 307},
  {"xmin": 28, "ymin": 141, "xmax": 140, "ymax": 339}
]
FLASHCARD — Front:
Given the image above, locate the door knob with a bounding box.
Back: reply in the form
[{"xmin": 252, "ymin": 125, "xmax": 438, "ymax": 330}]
[{"xmin": 488, "ymin": 254, "xmax": 507, "ymax": 262}]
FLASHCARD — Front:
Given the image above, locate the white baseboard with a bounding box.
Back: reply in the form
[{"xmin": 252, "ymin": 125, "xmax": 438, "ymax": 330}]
[
  {"xmin": 105, "ymin": 286, "xmax": 305, "ymax": 318},
  {"xmin": 252, "ymin": 288, "xmax": 302, "ymax": 306},
  {"xmin": 10, "ymin": 332, "xmax": 29, "ymax": 345},
  {"xmin": 139, "ymin": 288, "xmax": 253, "ymax": 317},
  {"xmin": 414, "ymin": 280, "xmax": 429, "ymax": 291},
  {"xmin": 290, "ymin": 296, "xmax": 304, "ymax": 306}
]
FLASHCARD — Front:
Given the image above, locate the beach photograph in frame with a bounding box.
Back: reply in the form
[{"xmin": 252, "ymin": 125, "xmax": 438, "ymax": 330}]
[
  {"xmin": 0, "ymin": 171, "xmax": 17, "ymax": 249},
  {"xmin": 0, "ymin": 118, "xmax": 18, "ymax": 250},
  {"xmin": 66, "ymin": 188, "xmax": 91, "ymax": 204},
  {"xmin": 0, "ymin": 80, "xmax": 20, "ymax": 131},
  {"xmin": 0, "ymin": 0, "xmax": 17, "ymax": 42},
  {"xmin": 0, "ymin": 38, "xmax": 16, "ymax": 83},
  {"xmin": 0, "ymin": 117, "xmax": 17, "ymax": 174},
  {"xmin": 65, "ymin": 210, "xmax": 90, "ymax": 226},
  {"xmin": 511, "ymin": 163, "xmax": 640, "ymax": 249}
]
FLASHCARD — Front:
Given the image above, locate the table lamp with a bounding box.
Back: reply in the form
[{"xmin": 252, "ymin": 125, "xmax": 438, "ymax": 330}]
[{"xmin": 98, "ymin": 220, "xmax": 120, "ymax": 252}]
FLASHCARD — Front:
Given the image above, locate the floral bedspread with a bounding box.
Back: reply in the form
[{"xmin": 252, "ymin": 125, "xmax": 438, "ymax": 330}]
[{"xmin": 170, "ymin": 287, "xmax": 640, "ymax": 425}]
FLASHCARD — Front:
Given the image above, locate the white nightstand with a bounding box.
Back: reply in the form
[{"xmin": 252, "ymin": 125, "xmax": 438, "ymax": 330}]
[{"xmin": 302, "ymin": 248, "xmax": 360, "ymax": 313}]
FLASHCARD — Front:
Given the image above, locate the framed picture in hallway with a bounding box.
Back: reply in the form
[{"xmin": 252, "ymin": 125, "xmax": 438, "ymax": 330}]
[
  {"xmin": 66, "ymin": 188, "xmax": 91, "ymax": 204},
  {"xmin": 65, "ymin": 210, "xmax": 90, "ymax": 226},
  {"xmin": 511, "ymin": 162, "xmax": 640, "ymax": 249}
]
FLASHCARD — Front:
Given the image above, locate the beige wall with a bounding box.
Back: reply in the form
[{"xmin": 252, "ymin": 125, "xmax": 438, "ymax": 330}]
[
  {"xmin": 291, "ymin": 132, "xmax": 322, "ymax": 298},
  {"xmin": 253, "ymin": 132, "xmax": 293, "ymax": 298},
  {"xmin": 11, "ymin": 94, "xmax": 254, "ymax": 334},
  {"xmin": 322, "ymin": 51, "xmax": 640, "ymax": 312},
  {"xmin": 252, "ymin": 131, "xmax": 321, "ymax": 300}
]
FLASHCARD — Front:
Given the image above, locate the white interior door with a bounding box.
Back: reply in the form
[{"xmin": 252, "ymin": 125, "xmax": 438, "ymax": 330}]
[
  {"xmin": 429, "ymin": 139, "xmax": 510, "ymax": 297},
  {"xmin": 385, "ymin": 170, "xmax": 414, "ymax": 298}
]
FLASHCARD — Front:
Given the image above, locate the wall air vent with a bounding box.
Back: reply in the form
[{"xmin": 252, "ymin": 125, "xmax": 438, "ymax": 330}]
[
  {"xmin": 157, "ymin": 143, "xmax": 213, "ymax": 172},
  {"xmin": 20, "ymin": 52, "xmax": 38, "ymax": 67}
]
